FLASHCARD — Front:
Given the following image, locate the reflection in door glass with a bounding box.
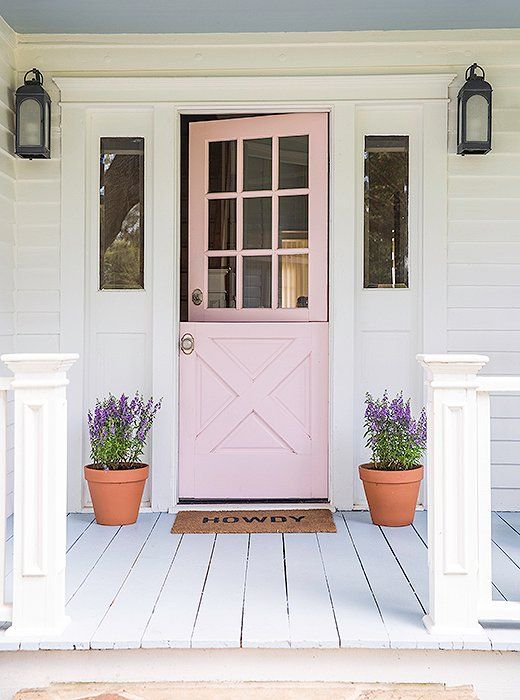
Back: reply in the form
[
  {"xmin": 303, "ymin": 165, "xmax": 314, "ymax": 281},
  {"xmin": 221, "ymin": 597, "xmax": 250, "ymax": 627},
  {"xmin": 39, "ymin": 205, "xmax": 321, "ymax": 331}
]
[
  {"xmin": 208, "ymin": 140, "xmax": 236, "ymax": 193},
  {"xmin": 243, "ymin": 138, "xmax": 272, "ymax": 191},
  {"xmin": 243, "ymin": 197, "xmax": 272, "ymax": 249},
  {"xmin": 278, "ymin": 195, "xmax": 308, "ymax": 248},
  {"xmin": 208, "ymin": 256, "xmax": 236, "ymax": 308},
  {"xmin": 208, "ymin": 199, "xmax": 236, "ymax": 250},
  {"xmin": 364, "ymin": 136, "xmax": 409, "ymax": 288},
  {"xmin": 243, "ymin": 256, "xmax": 272, "ymax": 308},
  {"xmin": 279, "ymin": 135, "xmax": 308, "ymax": 189},
  {"xmin": 99, "ymin": 137, "xmax": 144, "ymax": 290},
  {"xmin": 278, "ymin": 254, "xmax": 308, "ymax": 308}
]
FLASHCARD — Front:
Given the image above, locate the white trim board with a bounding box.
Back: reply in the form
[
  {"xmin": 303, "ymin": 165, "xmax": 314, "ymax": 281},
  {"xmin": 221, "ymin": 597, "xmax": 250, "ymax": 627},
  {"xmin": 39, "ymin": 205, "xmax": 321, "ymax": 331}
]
[
  {"xmin": 56, "ymin": 73, "xmax": 452, "ymax": 511},
  {"xmin": 54, "ymin": 75, "xmax": 455, "ymax": 103}
]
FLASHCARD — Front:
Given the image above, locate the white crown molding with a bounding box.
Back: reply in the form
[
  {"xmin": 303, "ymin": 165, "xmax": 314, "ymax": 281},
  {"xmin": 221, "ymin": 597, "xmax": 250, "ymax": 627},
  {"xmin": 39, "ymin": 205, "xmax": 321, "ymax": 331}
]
[
  {"xmin": 53, "ymin": 73, "xmax": 456, "ymax": 104},
  {"xmin": 17, "ymin": 27, "xmax": 520, "ymax": 47}
]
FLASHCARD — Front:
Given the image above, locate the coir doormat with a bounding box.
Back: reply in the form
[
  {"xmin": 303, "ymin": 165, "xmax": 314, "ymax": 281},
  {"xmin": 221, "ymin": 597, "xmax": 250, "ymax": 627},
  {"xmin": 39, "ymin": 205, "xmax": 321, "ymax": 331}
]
[{"xmin": 171, "ymin": 508, "xmax": 336, "ymax": 534}]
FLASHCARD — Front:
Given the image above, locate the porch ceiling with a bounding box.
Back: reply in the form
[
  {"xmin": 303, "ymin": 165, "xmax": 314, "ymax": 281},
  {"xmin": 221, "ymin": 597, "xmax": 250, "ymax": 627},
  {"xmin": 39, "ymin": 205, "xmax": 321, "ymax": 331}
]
[{"xmin": 1, "ymin": 0, "xmax": 520, "ymax": 34}]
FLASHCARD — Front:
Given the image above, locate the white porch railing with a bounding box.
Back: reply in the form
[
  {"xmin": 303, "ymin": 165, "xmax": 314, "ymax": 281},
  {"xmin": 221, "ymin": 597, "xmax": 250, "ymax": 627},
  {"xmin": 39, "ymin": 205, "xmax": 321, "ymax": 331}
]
[
  {"xmin": 0, "ymin": 354, "xmax": 78, "ymax": 637},
  {"xmin": 418, "ymin": 354, "xmax": 520, "ymax": 639}
]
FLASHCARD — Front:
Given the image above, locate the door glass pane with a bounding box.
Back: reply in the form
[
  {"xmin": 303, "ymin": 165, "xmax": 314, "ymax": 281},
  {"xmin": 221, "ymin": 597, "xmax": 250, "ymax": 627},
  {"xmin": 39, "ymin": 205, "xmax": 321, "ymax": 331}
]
[
  {"xmin": 208, "ymin": 199, "xmax": 236, "ymax": 250},
  {"xmin": 279, "ymin": 135, "xmax": 308, "ymax": 189},
  {"xmin": 364, "ymin": 136, "xmax": 409, "ymax": 288},
  {"xmin": 208, "ymin": 140, "xmax": 236, "ymax": 193},
  {"xmin": 243, "ymin": 256, "xmax": 272, "ymax": 308},
  {"xmin": 99, "ymin": 137, "xmax": 144, "ymax": 290},
  {"xmin": 278, "ymin": 195, "xmax": 308, "ymax": 248},
  {"xmin": 243, "ymin": 197, "xmax": 272, "ymax": 249},
  {"xmin": 208, "ymin": 257, "xmax": 236, "ymax": 308},
  {"xmin": 278, "ymin": 254, "xmax": 308, "ymax": 309},
  {"xmin": 243, "ymin": 138, "xmax": 272, "ymax": 191}
]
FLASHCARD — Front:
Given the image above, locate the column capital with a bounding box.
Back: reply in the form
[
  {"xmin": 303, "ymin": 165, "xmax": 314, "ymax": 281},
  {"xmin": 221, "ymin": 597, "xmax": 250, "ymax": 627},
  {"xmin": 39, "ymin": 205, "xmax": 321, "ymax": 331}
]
[{"xmin": 417, "ymin": 354, "xmax": 489, "ymax": 387}]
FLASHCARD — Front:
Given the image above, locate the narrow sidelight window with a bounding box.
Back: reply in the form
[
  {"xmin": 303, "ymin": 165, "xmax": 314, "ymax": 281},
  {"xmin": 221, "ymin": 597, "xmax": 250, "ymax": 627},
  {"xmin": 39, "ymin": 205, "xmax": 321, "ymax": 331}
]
[
  {"xmin": 363, "ymin": 136, "xmax": 409, "ymax": 289},
  {"xmin": 99, "ymin": 137, "xmax": 145, "ymax": 290}
]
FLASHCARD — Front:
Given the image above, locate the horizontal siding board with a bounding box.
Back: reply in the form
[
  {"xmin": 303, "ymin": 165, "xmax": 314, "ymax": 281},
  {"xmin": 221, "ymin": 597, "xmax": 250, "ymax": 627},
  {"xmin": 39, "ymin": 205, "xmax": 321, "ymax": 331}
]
[
  {"xmin": 16, "ymin": 268, "xmax": 60, "ymax": 290},
  {"xmin": 16, "ymin": 312, "xmax": 60, "ymax": 335},
  {"xmin": 448, "ymin": 286, "xmax": 520, "ymax": 307},
  {"xmin": 17, "ymin": 224, "xmax": 60, "ymax": 247},
  {"xmin": 449, "ymin": 308, "xmax": 520, "ymax": 330},
  {"xmin": 449, "ymin": 243, "xmax": 520, "ymax": 265},
  {"xmin": 449, "ymin": 330, "xmax": 520, "ymax": 352},
  {"xmin": 449, "ymin": 176, "xmax": 520, "ymax": 198},
  {"xmin": 16, "ymin": 290, "xmax": 60, "ymax": 313},
  {"xmin": 448, "ymin": 264, "xmax": 520, "ymax": 286}
]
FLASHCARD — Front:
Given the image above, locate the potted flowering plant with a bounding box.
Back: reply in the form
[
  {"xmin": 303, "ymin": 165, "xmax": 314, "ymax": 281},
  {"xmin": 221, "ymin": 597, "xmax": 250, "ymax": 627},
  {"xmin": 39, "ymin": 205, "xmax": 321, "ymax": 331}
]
[
  {"xmin": 359, "ymin": 391, "xmax": 427, "ymax": 527},
  {"xmin": 85, "ymin": 392, "xmax": 162, "ymax": 526}
]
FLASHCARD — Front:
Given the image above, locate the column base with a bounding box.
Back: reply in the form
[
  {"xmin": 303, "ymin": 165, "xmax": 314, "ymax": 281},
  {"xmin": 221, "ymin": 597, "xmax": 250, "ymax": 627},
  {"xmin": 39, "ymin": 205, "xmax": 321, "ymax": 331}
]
[
  {"xmin": 423, "ymin": 614, "xmax": 489, "ymax": 642},
  {"xmin": 4, "ymin": 615, "xmax": 71, "ymax": 638}
]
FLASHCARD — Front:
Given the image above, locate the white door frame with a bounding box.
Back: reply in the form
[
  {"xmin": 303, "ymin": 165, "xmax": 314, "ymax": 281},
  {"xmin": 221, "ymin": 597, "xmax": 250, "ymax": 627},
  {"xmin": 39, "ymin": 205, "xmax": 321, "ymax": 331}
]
[{"xmin": 55, "ymin": 74, "xmax": 453, "ymax": 512}]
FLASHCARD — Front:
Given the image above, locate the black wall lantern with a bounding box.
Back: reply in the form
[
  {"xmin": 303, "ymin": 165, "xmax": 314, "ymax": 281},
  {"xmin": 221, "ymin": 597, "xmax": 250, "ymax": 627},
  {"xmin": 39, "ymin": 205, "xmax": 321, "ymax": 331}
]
[
  {"xmin": 457, "ymin": 63, "xmax": 492, "ymax": 155},
  {"xmin": 15, "ymin": 68, "xmax": 51, "ymax": 159}
]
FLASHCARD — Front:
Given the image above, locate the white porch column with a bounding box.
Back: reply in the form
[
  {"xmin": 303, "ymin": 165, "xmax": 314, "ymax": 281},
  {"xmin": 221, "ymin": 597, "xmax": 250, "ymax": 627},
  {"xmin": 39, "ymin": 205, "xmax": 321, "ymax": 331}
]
[
  {"xmin": 417, "ymin": 354, "xmax": 489, "ymax": 639},
  {"xmin": 1, "ymin": 354, "xmax": 78, "ymax": 637}
]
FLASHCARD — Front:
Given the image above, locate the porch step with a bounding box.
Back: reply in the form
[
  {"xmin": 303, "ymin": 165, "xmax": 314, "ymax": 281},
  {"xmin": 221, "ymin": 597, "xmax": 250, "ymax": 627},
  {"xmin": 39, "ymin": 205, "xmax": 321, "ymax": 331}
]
[{"xmin": 14, "ymin": 682, "xmax": 478, "ymax": 699}]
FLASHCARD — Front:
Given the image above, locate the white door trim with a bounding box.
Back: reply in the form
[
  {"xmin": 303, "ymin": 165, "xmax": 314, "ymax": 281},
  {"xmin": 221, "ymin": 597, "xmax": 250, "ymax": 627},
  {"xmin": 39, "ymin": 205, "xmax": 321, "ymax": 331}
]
[{"xmin": 56, "ymin": 73, "xmax": 453, "ymax": 512}]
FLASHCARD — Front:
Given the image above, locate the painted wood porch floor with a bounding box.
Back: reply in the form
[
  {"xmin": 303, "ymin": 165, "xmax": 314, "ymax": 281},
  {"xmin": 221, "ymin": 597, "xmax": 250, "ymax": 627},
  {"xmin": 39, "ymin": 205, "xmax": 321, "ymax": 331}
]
[{"xmin": 2, "ymin": 510, "xmax": 520, "ymax": 652}]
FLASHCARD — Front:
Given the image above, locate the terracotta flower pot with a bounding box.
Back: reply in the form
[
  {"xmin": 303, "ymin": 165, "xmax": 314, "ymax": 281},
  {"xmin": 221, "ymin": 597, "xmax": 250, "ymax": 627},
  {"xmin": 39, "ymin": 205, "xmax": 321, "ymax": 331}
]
[
  {"xmin": 84, "ymin": 463, "xmax": 149, "ymax": 526},
  {"xmin": 359, "ymin": 463, "xmax": 423, "ymax": 527}
]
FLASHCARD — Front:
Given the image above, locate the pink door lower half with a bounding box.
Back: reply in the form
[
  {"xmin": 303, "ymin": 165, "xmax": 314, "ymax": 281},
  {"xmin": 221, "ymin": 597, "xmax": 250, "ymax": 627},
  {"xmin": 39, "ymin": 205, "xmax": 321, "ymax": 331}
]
[{"xmin": 178, "ymin": 322, "xmax": 328, "ymax": 500}]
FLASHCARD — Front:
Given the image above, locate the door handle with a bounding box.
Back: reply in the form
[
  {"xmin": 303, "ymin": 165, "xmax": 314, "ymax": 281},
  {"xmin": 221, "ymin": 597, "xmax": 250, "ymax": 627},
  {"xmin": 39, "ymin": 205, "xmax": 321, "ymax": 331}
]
[{"xmin": 180, "ymin": 333, "xmax": 195, "ymax": 355}]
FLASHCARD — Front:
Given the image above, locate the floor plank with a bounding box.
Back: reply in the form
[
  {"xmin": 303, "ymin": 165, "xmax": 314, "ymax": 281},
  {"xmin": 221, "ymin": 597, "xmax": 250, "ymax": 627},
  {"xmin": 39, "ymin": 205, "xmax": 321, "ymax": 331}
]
[
  {"xmin": 142, "ymin": 533, "xmax": 214, "ymax": 648},
  {"xmin": 318, "ymin": 513, "xmax": 388, "ymax": 648},
  {"xmin": 91, "ymin": 514, "xmax": 180, "ymax": 649},
  {"xmin": 65, "ymin": 522, "xmax": 121, "ymax": 602},
  {"xmin": 39, "ymin": 513, "xmax": 159, "ymax": 650},
  {"xmin": 191, "ymin": 534, "xmax": 249, "ymax": 648},
  {"xmin": 283, "ymin": 533, "xmax": 339, "ymax": 648},
  {"xmin": 381, "ymin": 523, "xmax": 428, "ymax": 612},
  {"xmin": 344, "ymin": 512, "xmax": 439, "ymax": 649},
  {"xmin": 65, "ymin": 513, "xmax": 95, "ymax": 551},
  {"xmin": 241, "ymin": 534, "xmax": 290, "ymax": 648}
]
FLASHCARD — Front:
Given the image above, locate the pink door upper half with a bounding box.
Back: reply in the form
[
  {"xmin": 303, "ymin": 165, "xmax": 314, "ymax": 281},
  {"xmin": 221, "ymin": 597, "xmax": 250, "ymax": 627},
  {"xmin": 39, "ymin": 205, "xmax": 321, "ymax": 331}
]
[{"xmin": 179, "ymin": 113, "xmax": 329, "ymax": 501}]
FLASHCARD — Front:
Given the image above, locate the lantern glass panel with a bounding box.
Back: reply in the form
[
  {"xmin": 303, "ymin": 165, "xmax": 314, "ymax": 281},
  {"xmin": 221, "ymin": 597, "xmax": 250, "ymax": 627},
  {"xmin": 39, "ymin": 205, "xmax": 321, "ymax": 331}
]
[
  {"xmin": 465, "ymin": 94, "xmax": 489, "ymax": 142},
  {"xmin": 19, "ymin": 98, "xmax": 41, "ymax": 146},
  {"xmin": 45, "ymin": 102, "xmax": 50, "ymax": 150}
]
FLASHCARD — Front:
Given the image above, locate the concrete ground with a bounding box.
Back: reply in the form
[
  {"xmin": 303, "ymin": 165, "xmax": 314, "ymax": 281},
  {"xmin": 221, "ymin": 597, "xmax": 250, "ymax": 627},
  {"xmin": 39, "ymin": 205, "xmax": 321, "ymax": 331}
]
[{"xmin": 13, "ymin": 682, "xmax": 478, "ymax": 699}]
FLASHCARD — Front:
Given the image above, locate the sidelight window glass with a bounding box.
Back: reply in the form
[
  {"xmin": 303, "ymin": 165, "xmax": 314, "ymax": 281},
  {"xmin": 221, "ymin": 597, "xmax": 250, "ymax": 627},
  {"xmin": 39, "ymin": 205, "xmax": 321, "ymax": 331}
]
[
  {"xmin": 99, "ymin": 137, "xmax": 144, "ymax": 290},
  {"xmin": 363, "ymin": 136, "xmax": 409, "ymax": 289}
]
